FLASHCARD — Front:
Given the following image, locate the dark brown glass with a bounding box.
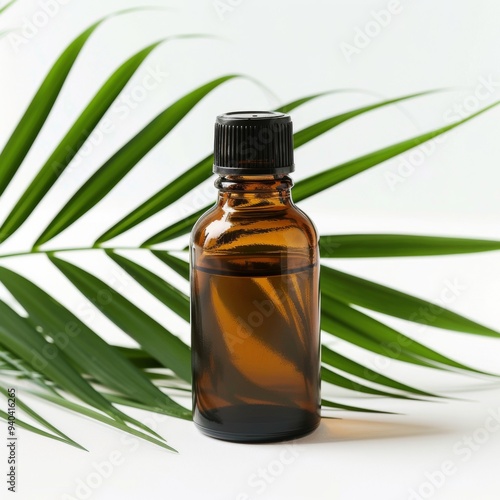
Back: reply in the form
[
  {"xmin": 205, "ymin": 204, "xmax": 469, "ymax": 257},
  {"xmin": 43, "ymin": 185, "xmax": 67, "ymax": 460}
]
[{"xmin": 190, "ymin": 174, "xmax": 320, "ymax": 442}]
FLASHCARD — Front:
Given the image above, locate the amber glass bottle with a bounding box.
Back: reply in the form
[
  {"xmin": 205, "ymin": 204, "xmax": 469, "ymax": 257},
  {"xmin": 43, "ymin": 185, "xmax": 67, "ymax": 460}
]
[{"xmin": 190, "ymin": 111, "xmax": 320, "ymax": 442}]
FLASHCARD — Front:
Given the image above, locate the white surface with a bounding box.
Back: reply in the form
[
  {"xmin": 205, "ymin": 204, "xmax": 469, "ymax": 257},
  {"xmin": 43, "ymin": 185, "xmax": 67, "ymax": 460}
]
[{"xmin": 0, "ymin": 0, "xmax": 499, "ymax": 499}]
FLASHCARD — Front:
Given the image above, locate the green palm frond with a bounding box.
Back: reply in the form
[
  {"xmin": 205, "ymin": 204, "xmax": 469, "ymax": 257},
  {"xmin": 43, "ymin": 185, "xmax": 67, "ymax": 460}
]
[
  {"xmin": 321, "ymin": 266, "xmax": 499, "ymax": 338},
  {"xmin": 320, "ymin": 234, "xmax": 500, "ymax": 258},
  {"xmin": 0, "ymin": 18, "xmax": 110, "ymax": 199},
  {"xmin": 96, "ymin": 90, "xmax": 437, "ymax": 244},
  {"xmin": 0, "ymin": 12, "xmax": 499, "ymax": 453}
]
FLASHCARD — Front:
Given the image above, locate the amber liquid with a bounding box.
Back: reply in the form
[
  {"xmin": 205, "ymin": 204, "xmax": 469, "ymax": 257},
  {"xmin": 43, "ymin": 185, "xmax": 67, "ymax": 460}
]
[{"xmin": 192, "ymin": 255, "xmax": 320, "ymax": 442}]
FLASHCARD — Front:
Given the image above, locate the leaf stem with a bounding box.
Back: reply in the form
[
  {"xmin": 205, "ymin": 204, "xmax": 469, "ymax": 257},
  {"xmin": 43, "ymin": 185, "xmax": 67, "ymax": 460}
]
[{"xmin": 0, "ymin": 246, "xmax": 152, "ymax": 260}]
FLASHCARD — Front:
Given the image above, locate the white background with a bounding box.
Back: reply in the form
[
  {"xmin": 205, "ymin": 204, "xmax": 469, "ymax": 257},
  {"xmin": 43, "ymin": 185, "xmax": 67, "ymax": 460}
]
[{"xmin": 0, "ymin": 0, "xmax": 500, "ymax": 499}]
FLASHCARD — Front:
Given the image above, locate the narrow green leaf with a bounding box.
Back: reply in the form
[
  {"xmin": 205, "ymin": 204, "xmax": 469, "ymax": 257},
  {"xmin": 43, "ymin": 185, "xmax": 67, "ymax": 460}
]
[
  {"xmin": 29, "ymin": 391, "xmax": 176, "ymax": 452},
  {"xmin": 0, "ymin": 409, "xmax": 83, "ymax": 449},
  {"xmin": 34, "ymin": 75, "xmax": 239, "ymax": 247},
  {"xmin": 0, "ymin": 387, "xmax": 85, "ymax": 449},
  {"xmin": 152, "ymin": 251, "xmax": 190, "ymax": 281},
  {"xmin": 321, "ymin": 366, "xmax": 420, "ymax": 400},
  {"xmin": 0, "ymin": 297, "xmax": 125, "ymax": 419},
  {"xmin": 0, "ymin": 0, "xmax": 16, "ymax": 15},
  {"xmin": 321, "ymin": 265, "xmax": 500, "ymax": 338},
  {"xmin": 321, "ymin": 345, "xmax": 439, "ymax": 397},
  {"xmin": 0, "ymin": 266, "xmax": 188, "ymax": 415},
  {"xmin": 0, "ymin": 348, "xmax": 60, "ymax": 395},
  {"xmin": 143, "ymin": 206, "xmax": 210, "ymax": 246},
  {"xmin": 104, "ymin": 393, "xmax": 191, "ymax": 421},
  {"xmin": 113, "ymin": 346, "xmax": 164, "ymax": 369},
  {"xmin": 293, "ymin": 91, "xmax": 436, "ymax": 149},
  {"xmin": 323, "ymin": 294, "xmax": 495, "ymax": 375},
  {"xmin": 275, "ymin": 88, "xmax": 424, "ymax": 114},
  {"xmin": 0, "ymin": 38, "xmax": 205, "ymax": 243},
  {"xmin": 321, "ymin": 304, "xmax": 440, "ymax": 369},
  {"xmin": 95, "ymin": 90, "xmax": 349, "ymax": 244},
  {"xmin": 0, "ymin": 294, "xmax": 162, "ymax": 437},
  {"xmin": 320, "ymin": 234, "xmax": 500, "ymax": 258},
  {"xmin": 293, "ymin": 102, "xmax": 500, "ymax": 202},
  {"xmin": 109, "ymin": 348, "xmax": 190, "ymax": 391},
  {"xmin": 107, "ymin": 251, "xmax": 190, "ymax": 322},
  {"xmin": 49, "ymin": 256, "xmax": 191, "ymax": 382},
  {"xmin": 138, "ymin": 92, "xmax": 437, "ymax": 246},
  {"xmin": 96, "ymin": 155, "xmax": 214, "ymax": 244},
  {"xmin": 321, "ymin": 399, "xmax": 398, "ymax": 415},
  {"xmin": 0, "ymin": 18, "xmax": 106, "ymax": 200},
  {"xmin": 275, "ymin": 90, "xmax": 347, "ymax": 113}
]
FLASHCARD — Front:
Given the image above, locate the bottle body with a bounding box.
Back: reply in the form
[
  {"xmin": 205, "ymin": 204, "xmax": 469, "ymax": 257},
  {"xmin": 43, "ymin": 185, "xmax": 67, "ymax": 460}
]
[{"xmin": 190, "ymin": 175, "xmax": 320, "ymax": 442}]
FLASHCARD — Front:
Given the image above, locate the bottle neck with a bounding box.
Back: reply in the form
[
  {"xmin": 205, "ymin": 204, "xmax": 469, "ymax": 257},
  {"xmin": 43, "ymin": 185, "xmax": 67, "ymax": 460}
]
[{"xmin": 215, "ymin": 175, "xmax": 293, "ymax": 209}]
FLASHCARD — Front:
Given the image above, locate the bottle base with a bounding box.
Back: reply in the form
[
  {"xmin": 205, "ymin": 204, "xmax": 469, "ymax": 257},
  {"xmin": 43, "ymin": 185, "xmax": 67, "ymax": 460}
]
[{"xmin": 194, "ymin": 404, "xmax": 320, "ymax": 443}]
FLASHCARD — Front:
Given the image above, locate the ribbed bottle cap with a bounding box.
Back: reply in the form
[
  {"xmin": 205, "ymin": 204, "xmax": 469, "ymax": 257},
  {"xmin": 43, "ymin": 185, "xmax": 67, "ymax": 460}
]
[{"xmin": 213, "ymin": 111, "xmax": 294, "ymax": 175}]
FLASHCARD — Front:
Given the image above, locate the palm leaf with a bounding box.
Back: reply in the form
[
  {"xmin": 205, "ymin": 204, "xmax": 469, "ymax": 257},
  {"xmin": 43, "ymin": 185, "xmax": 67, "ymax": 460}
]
[
  {"xmin": 33, "ymin": 75, "xmax": 239, "ymax": 247},
  {"xmin": 104, "ymin": 393, "xmax": 191, "ymax": 417},
  {"xmin": 323, "ymin": 294, "xmax": 495, "ymax": 375},
  {"xmin": 152, "ymin": 251, "xmax": 190, "ymax": 281},
  {"xmin": 0, "ymin": 348, "xmax": 60, "ymax": 395},
  {"xmin": 0, "ymin": 297, "xmax": 168, "ymax": 439},
  {"xmin": 107, "ymin": 251, "xmax": 190, "ymax": 322},
  {"xmin": 321, "ymin": 399, "xmax": 398, "ymax": 415},
  {"xmin": 292, "ymin": 91, "xmax": 437, "ymax": 148},
  {"xmin": 49, "ymin": 255, "xmax": 191, "ymax": 382},
  {"xmin": 321, "ymin": 345, "xmax": 439, "ymax": 397},
  {"xmin": 0, "ymin": 266, "xmax": 190, "ymax": 418},
  {"xmin": 275, "ymin": 89, "xmax": 361, "ymax": 113},
  {"xmin": 0, "ymin": 17, "xmax": 109, "ymax": 199},
  {"xmin": 98, "ymin": 91, "xmax": 433, "ymax": 245},
  {"xmin": 0, "ymin": 297, "xmax": 143, "ymax": 426},
  {"xmin": 143, "ymin": 207, "xmax": 209, "ymax": 246},
  {"xmin": 321, "ymin": 367, "xmax": 421, "ymax": 400},
  {"xmin": 0, "ymin": 387, "xmax": 84, "ymax": 450},
  {"xmin": 0, "ymin": 11, "xmax": 499, "ymax": 451},
  {"xmin": 0, "ymin": 408, "xmax": 84, "ymax": 449},
  {"xmin": 293, "ymin": 102, "xmax": 500, "ymax": 201},
  {"xmin": 0, "ymin": 0, "xmax": 16, "ymax": 15},
  {"xmin": 321, "ymin": 265, "xmax": 500, "ymax": 338},
  {"xmin": 321, "ymin": 305, "xmax": 440, "ymax": 369},
  {"xmin": 96, "ymin": 155, "xmax": 214, "ymax": 244},
  {"xmin": 28, "ymin": 391, "xmax": 176, "ymax": 452},
  {"xmin": 0, "ymin": 36, "xmax": 208, "ymax": 243},
  {"xmin": 320, "ymin": 234, "xmax": 500, "ymax": 258},
  {"xmin": 146, "ymin": 101, "xmax": 500, "ymax": 244}
]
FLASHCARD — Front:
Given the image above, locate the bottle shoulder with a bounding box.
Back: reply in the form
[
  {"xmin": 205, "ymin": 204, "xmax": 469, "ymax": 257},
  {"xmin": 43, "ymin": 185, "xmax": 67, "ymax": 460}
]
[{"xmin": 191, "ymin": 203, "xmax": 318, "ymax": 254}]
